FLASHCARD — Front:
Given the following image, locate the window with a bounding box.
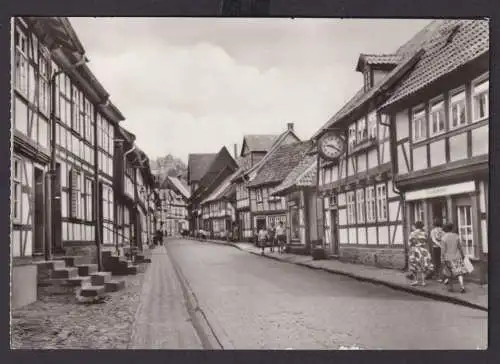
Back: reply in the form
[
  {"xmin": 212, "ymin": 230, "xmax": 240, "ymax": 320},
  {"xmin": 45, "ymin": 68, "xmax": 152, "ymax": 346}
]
[
  {"xmin": 348, "ymin": 124, "xmax": 357, "ymax": 150},
  {"xmin": 346, "ymin": 191, "xmax": 355, "ymax": 224},
  {"xmin": 430, "ymin": 99, "xmax": 445, "ymax": 136},
  {"xmin": 70, "ymin": 169, "xmax": 81, "ymax": 218},
  {"xmin": 39, "ymin": 55, "xmax": 50, "ymax": 115},
  {"xmin": 376, "ymin": 184, "xmax": 387, "ymax": 221},
  {"xmin": 457, "ymin": 205, "xmax": 475, "ymax": 258},
  {"xmin": 84, "ymin": 178, "xmax": 93, "ymax": 221},
  {"xmin": 356, "ymin": 189, "xmax": 365, "ymax": 223},
  {"xmin": 366, "ymin": 186, "xmax": 376, "ymax": 223},
  {"xmin": 12, "ymin": 158, "xmax": 22, "ymax": 221},
  {"xmin": 413, "ymin": 201, "xmax": 424, "ymax": 224},
  {"xmin": 449, "ymin": 88, "xmax": 466, "ymax": 129},
  {"xmin": 472, "ymin": 78, "xmax": 489, "ymax": 121},
  {"xmin": 367, "ymin": 112, "xmax": 377, "ymax": 139},
  {"xmin": 14, "ymin": 27, "xmax": 28, "ymax": 95},
  {"xmin": 357, "ymin": 117, "xmax": 367, "ymax": 143},
  {"xmin": 412, "ymin": 107, "xmax": 426, "ymax": 141},
  {"xmin": 364, "ymin": 68, "xmax": 371, "ymax": 91},
  {"xmin": 256, "ymin": 189, "xmax": 263, "ymax": 202}
]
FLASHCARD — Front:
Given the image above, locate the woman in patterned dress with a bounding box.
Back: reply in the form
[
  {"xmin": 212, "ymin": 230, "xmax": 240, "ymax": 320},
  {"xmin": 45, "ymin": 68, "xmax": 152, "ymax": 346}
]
[
  {"xmin": 441, "ymin": 222, "xmax": 467, "ymax": 293},
  {"xmin": 408, "ymin": 221, "xmax": 434, "ymax": 286}
]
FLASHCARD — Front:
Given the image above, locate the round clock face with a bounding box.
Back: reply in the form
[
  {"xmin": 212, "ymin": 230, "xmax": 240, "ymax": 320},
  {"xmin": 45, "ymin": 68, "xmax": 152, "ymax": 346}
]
[{"xmin": 318, "ymin": 132, "xmax": 345, "ymax": 160}]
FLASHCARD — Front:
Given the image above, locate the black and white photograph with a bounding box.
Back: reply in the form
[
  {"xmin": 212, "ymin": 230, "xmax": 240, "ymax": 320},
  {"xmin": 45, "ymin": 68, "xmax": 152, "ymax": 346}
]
[{"xmin": 9, "ymin": 11, "xmax": 489, "ymax": 350}]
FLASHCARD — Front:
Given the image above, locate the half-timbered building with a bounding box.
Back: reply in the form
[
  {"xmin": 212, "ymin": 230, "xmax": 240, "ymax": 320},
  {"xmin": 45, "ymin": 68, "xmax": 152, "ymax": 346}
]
[
  {"xmin": 379, "ymin": 20, "xmax": 489, "ymax": 282},
  {"xmin": 246, "ymin": 141, "xmax": 313, "ymax": 240},
  {"xmin": 310, "ymin": 23, "xmax": 441, "ymax": 268},
  {"xmin": 188, "ymin": 147, "xmax": 238, "ymax": 234},
  {"xmin": 157, "ymin": 176, "xmax": 190, "ymax": 236},
  {"xmin": 231, "ymin": 123, "xmax": 300, "ymax": 241}
]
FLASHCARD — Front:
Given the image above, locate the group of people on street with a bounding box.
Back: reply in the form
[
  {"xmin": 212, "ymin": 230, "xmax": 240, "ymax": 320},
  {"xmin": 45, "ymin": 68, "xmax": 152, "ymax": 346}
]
[
  {"xmin": 257, "ymin": 222, "xmax": 287, "ymax": 255},
  {"xmin": 407, "ymin": 219, "xmax": 471, "ymax": 293}
]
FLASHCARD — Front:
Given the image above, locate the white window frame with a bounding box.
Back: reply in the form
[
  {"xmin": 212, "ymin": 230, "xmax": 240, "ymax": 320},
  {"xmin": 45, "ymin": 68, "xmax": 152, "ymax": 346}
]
[
  {"xmin": 429, "ymin": 97, "xmax": 445, "ymax": 136},
  {"xmin": 457, "ymin": 205, "xmax": 476, "ymax": 258},
  {"xmin": 472, "ymin": 75, "xmax": 489, "ymax": 122},
  {"xmin": 367, "ymin": 112, "xmax": 377, "ymax": 140},
  {"xmin": 15, "ymin": 26, "xmax": 28, "ymax": 96},
  {"xmin": 346, "ymin": 191, "xmax": 355, "ymax": 224},
  {"xmin": 366, "ymin": 185, "xmax": 376, "ymax": 223},
  {"xmin": 413, "ymin": 201, "xmax": 424, "ymax": 224},
  {"xmin": 411, "ymin": 106, "xmax": 426, "ymax": 142},
  {"xmin": 256, "ymin": 188, "xmax": 263, "ymax": 202},
  {"xmin": 357, "ymin": 117, "xmax": 367, "ymax": 143},
  {"xmin": 376, "ymin": 184, "xmax": 387, "ymax": 221},
  {"xmin": 348, "ymin": 124, "xmax": 357, "ymax": 150},
  {"xmin": 356, "ymin": 189, "xmax": 365, "ymax": 223},
  {"xmin": 449, "ymin": 86, "xmax": 467, "ymax": 130},
  {"xmin": 12, "ymin": 158, "xmax": 22, "ymax": 222}
]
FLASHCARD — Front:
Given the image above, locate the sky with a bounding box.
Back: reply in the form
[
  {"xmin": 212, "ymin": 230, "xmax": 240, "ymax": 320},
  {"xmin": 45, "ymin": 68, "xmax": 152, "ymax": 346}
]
[{"xmin": 69, "ymin": 17, "xmax": 431, "ymax": 164}]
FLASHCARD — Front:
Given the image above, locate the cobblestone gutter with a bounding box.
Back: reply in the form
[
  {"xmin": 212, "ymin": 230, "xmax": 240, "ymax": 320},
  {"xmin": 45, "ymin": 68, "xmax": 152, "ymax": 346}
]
[{"xmin": 11, "ymin": 271, "xmax": 146, "ymax": 349}]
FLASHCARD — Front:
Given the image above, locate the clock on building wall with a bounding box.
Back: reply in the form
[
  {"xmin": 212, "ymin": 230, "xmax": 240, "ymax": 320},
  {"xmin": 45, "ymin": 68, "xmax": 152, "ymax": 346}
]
[{"xmin": 318, "ymin": 131, "xmax": 346, "ymax": 161}]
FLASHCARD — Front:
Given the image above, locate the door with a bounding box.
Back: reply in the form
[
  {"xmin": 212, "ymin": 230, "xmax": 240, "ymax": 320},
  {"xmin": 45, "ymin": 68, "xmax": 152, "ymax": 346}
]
[
  {"xmin": 33, "ymin": 167, "xmax": 45, "ymax": 255},
  {"xmin": 330, "ymin": 209, "xmax": 339, "ymax": 256},
  {"xmin": 429, "ymin": 198, "xmax": 448, "ymax": 226},
  {"xmin": 456, "ymin": 202, "xmax": 475, "ymax": 258}
]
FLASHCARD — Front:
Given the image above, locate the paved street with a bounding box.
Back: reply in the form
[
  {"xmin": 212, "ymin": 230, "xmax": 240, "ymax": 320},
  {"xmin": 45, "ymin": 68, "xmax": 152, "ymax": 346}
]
[{"xmin": 164, "ymin": 238, "xmax": 487, "ymax": 350}]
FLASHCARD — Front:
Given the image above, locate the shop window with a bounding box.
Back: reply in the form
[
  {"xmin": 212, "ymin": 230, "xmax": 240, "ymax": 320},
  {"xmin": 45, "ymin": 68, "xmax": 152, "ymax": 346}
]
[
  {"xmin": 412, "ymin": 201, "xmax": 424, "ymax": 225},
  {"xmin": 457, "ymin": 205, "xmax": 476, "ymax": 258},
  {"xmin": 449, "ymin": 88, "xmax": 467, "ymax": 129},
  {"xmin": 412, "ymin": 107, "xmax": 426, "ymax": 142},
  {"xmin": 472, "ymin": 77, "xmax": 489, "ymax": 122},
  {"xmin": 430, "ymin": 99, "xmax": 445, "ymax": 136}
]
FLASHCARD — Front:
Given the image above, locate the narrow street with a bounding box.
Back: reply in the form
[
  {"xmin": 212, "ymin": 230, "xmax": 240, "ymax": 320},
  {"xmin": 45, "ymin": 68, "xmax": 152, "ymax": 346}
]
[{"xmin": 133, "ymin": 238, "xmax": 487, "ymax": 350}]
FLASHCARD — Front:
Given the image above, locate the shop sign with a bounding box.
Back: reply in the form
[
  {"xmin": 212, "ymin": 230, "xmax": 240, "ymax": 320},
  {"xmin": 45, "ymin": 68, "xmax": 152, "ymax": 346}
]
[{"xmin": 405, "ymin": 181, "xmax": 475, "ymax": 201}]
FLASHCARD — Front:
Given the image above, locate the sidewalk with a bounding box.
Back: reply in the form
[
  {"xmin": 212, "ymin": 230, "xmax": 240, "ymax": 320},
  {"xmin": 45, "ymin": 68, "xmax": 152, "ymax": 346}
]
[{"xmin": 199, "ymin": 238, "xmax": 488, "ymax": 312}]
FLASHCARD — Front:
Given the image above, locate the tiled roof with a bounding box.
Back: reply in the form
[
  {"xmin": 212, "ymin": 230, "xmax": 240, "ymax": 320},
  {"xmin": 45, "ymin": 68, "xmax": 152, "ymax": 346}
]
[
  {"xmin": 188, "ymin": 153, "xmax": 217, "ymax": 183},
  {"xmin": 273, "ymin": 155, "xmax": 317, "ymax": 196},
  {"xmin": 201, "ymin": 171, "xmax": 238, "ymax": 204},
  {"xmin": 382, "ymin": 19, "xmax": 489, "ymax": 109},
  {"xmin": 167, "ymin": 176, "xmax": 190, "ymax": 199},
  {"xmin": 356, "ymin": 54, "xmax": 403, "ymax": 72},
  {"xmin": 247, "ymin": 141, "xmax": 313, "ymax": 188},
  {"xmin": 243, "ymin": 134, "xmax": 278, "ymax": 153}
]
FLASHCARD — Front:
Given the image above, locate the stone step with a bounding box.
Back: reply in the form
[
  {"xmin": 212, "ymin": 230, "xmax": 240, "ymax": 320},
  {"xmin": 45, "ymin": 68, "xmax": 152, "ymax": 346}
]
[
  {"xmin": 104, "ymin": 279, "xmax": 126, "ymax": 293},
  {"xmin": 51, "ymin": 267, "xmax": 78, "ymax": 279},
  {"xmin": 57, "ymin": 256, "xmax": 89, "ymax": 267},
  {"xmin": 90, "ymin": 272, "xmax": 112, "ymax": 285},
  {"xmin": 36, "ymin": 260, "xmax": 66, "ymax": 270},
  {"xmin": 79, "ymin": 285, "xmax": 106, "ymax": 298},
  {"xmin": 127, "ymin": 265, "xmax": 138, "ymax": 275},
  {"xmin": 67, "ymin": 276, "xmax": 92, "ymax": 287},
  {"xmin": 76, "ymin": 264, "xmax": 98, "ymax": 277}
]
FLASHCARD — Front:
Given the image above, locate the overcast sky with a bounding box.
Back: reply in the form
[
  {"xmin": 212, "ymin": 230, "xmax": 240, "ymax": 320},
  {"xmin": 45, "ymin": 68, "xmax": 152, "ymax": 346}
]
[{"xmin": 69, "ymin": 17, "xmax": 431, "ymax": 163}]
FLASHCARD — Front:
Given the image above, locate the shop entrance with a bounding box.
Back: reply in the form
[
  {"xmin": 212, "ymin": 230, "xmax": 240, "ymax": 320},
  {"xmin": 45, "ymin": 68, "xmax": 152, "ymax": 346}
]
[{"xmin": 428, "ymin": 197, "xmax": 448, "ymax": 226}]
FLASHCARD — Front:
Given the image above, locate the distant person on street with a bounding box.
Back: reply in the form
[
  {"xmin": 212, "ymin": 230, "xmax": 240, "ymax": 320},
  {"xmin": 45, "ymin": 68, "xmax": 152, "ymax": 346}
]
[
  {"xmin": 258, "ymin": 227, "xmax": 268, "ymax": 255},
  {"xmin": 441, "ymin": 223, "xmax": 467, "ymax": 293},
  {"xmin": 276, "ymin": 222, "xmax": 286, "ymax": 254},
  {"xmin": 430, "ymin": 218, "xmax": 444, "ymax": 281},
  {"xmin": 268, "ymin": 223, "xmax": 276, "ymax": 253},
  {"xmin": 408, "ymin": 221, "xmax": 434, "ymax": 287}
]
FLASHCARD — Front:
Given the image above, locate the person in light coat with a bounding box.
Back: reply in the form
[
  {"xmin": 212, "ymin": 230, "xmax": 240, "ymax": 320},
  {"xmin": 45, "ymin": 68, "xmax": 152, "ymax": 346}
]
[{"xmin": 441, "ymin": 222, "xmax": 467, "ymax": 293}]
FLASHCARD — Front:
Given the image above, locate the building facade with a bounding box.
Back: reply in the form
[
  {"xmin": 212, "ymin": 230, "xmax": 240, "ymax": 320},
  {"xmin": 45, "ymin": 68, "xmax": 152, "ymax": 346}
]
[
  {"xmin": 380, "ymin": 19, "xmax": 489, "ymax": 282},
  {"xmin": 157, "ymin": 176, "xmax": 190, "ymax": 236}
]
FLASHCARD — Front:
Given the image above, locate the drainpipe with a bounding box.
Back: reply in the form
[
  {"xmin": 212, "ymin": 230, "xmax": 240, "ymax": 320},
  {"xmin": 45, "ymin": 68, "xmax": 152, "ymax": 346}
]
[
  {"xmin": 379, "ymin": 115, "xmax": 409, "ymax": 271},
  {"xmin": 124, "ymin": 144, "xmax": 136, "ymax": 251}
]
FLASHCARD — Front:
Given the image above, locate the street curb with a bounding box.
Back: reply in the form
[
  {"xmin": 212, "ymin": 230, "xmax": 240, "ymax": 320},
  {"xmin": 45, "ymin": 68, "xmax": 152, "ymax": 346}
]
[{"xmin": 199, "ymin": 238, "xmax": 487, "ymax": 312}]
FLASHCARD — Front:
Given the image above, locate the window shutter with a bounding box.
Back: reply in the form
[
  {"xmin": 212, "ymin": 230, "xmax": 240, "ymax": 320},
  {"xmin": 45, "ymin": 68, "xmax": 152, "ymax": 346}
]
[{"xmin": 70, "ymin": 168, "xmax": 78, "ymax": 218}]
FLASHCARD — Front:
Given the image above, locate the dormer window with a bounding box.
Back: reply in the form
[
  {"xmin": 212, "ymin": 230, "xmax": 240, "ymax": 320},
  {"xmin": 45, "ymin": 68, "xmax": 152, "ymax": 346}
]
[{"xmin": 364, "ymin": 68, "xmax": 371, "ymax": 91}]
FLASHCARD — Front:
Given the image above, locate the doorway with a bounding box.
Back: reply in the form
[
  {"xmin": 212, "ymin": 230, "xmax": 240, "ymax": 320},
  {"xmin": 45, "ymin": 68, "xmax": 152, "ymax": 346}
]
[
  {"xmin": 330, "ymin": 209, "xmax": 339, "ymax": 256},
  {"xmin": 429, "ymin": 197, "xmax": 448, "ymax": 226},
  {"xmin": 33, "ymin": 167, "xmax": 44, "ymax": 255},
  {"xmin": 256, "ymin": 217, "xmax": 266, "ymax": 231}
]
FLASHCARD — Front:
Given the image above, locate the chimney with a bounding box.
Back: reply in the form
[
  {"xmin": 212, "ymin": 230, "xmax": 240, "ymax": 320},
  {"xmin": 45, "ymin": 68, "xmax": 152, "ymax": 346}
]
[
  {"xmin": 234, "ymin": 143, "xmax": 238, "ymax": 159},
  {"xmin": 287, "ymin": 122, "xmax": 294, "ymax": 131}
]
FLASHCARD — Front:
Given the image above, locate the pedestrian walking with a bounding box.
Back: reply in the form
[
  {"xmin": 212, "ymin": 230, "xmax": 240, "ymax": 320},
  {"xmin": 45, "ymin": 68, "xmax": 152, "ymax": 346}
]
[
  {"xmin": 407, "ymin": 221, "xmax": 434, "ymax": 287},
  {"xmin": 441, "ymin": 222, "xmax": 467, "ymax": 293},
  {"xmin": 430, "ymin": 218, "xmax": 444, "ymax": 281},
  {"xmin": 258, "ymin": 227, "xmax": 268, "ymax": 255},
  {"xmin": 268, "ymin": 223, "xmax": 276, "ymax": 253},
  {"xmin": 276, "ymin": 221, "xmax": 286, "ymax": 254}
]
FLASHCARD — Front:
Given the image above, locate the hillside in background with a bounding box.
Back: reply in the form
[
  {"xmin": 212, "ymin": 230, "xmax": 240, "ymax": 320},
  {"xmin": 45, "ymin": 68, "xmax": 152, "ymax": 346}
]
[{"xmin": 150, "ymin": 154, "xmax": 187, "ymax": 182}]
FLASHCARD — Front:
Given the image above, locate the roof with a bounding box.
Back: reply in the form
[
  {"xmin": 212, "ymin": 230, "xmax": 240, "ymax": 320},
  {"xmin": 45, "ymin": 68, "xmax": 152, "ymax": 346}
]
[
  {"xmin": 201, "ymin": 171, "xmax": 238, "ymax": 204},
  {"xmin": 247, "ymin": 141, "xmax": 313, "ymax": 188},
  {"xmin": 167, "ymin": 176, "xmax": 190, "ymax": 199},
  {"xmin": 188, "ymin": 153, "xmax": 217, "ymax": 183},
  {"xmin": 381, "ymin": 19, "xmax": 489, "ymax": 109},
  {"xmin": 273, "ymin": 155, "xmax": 317, "ymax": 196},
  {"xmin": 355, "ymin": 53, "xmax": 403, "ymax": 72},
  {"xmin": 232, "ymin": 128, "xmax": 301, "ymax": 183},
  {"xmin": 242, "ymin": 134, "xmax": 278, "ymax": 154}
]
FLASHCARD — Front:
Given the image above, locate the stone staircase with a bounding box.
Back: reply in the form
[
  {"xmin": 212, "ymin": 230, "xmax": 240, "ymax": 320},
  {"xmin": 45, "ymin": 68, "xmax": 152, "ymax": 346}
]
[{"xmin": 36, "ymin": 255, "xmax": 127, "ymax": 302}]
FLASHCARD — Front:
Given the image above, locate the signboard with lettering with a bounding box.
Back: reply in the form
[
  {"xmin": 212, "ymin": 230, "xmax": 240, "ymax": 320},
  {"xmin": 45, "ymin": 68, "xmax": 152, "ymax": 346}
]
[{"xmin": 405, "ymin": 181, "xmax": 475, "ymax": 201}]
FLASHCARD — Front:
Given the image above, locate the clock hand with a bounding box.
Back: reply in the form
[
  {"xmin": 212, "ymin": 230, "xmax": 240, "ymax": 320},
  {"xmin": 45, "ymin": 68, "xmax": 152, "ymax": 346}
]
[{"xmin": 325, "ymin": 144, "xmax": 341, "ymax": 152}]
